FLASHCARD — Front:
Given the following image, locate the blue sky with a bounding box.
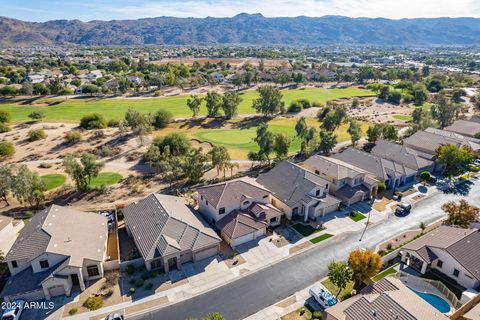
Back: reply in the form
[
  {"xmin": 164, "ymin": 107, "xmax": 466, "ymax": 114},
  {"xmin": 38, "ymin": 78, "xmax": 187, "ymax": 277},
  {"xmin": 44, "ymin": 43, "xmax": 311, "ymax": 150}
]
[{"xmin": 1, "ymin": 0, "xmax": 479, "ymax": 22}]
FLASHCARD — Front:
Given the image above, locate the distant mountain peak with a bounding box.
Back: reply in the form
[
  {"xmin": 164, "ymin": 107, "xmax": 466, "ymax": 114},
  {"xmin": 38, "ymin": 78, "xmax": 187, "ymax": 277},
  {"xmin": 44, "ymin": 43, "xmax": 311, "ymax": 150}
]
[{"xmin": 0, "ymin": 15, "xmax": 480, "ymax": 46}]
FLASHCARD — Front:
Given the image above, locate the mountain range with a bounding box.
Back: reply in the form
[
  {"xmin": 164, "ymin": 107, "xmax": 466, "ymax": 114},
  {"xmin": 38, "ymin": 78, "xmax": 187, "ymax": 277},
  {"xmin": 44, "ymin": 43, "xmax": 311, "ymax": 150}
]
[{"xmin": 1, "ymin": 13, "xmax": 480, "ymax": 46}]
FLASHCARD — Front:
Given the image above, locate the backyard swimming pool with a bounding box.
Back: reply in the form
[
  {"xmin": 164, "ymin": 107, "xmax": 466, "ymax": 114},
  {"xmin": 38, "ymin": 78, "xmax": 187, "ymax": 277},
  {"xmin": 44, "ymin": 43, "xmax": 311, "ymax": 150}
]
[{"xmin": 411, "ymin": 289, "xmax": 451, "ymax": 313}]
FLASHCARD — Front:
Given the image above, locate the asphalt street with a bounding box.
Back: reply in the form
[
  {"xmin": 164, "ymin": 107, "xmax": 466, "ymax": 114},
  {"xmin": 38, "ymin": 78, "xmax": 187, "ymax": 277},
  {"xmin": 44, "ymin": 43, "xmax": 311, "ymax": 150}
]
[{"xmin": 130, "ymin": 179, "xmax": 480, "ymax": 320}]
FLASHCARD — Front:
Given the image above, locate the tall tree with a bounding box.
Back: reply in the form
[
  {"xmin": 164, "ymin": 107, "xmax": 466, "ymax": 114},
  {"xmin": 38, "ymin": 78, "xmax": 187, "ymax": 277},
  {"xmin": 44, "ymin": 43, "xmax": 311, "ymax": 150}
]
[
  {"xmin": 431, "ymin": 92, "xmax": 460, "ymax": 128},
  {"xmin": 124, "ymin": 107, "xmax": 153, "ymax": 144},
  {"xmin": 348, "ymin": 249, "xmax": 382, "ymax": 288},
  {"xmin": 205, "ymin": 91, "xmax": 222, "ymax": 118},
  {"xmin": 366, "ymin": 124, "xmax": 383, "ymax": 143},
  {"xmin": 222, "ymin": 91, "xmax": 242, "ymax": 119},
  {"xmin": 327, "ymin": 261, "xmax": 353, "ymax": 298},
  {"xmin": 187, "ymin": 95, "xmax": 204, "ymax": 117},
  {"xmin": 300, "ymin": 127, "xmax": 319, "ymax": 158},
  {"xmin": 412, "ymin": 83, "xmax": 429, "ymax": 106},
  {"xmin": 209, "ymin": 145, "xmax": 233, "ymax": 177},
  {"xmin": 12, "ymin": 165, "xmax": 46, "ymax": 209},
  {"xmin": 273, "ymin": 133, "xmax": 291, "ymax": 160},
  {"xmin": 182, "ymin": 148, "xmax": 209, "ymax": 183},
  {"xmin": 252, "ymin": 86, "xmax": 284, "ymax": 117},
  {"xmin": 442, "ymin": 200, "xmax": 479, "ymax": 228},
  {"xmin": 318, "ymin": 129, "xmax": 337, "ymax": 155},
  {"xmin": 0, "ymin": 165, "xmax": 14, "ymax": 205},
  {"xmin": 436, "ymin": 144, "xmax": 474, "ymax": 176},
  {"xmin": 63, "ymin": 153, "xmax": 105, "ymax": 191},
  {"xmin": 295, "ymin": 117, "xmax": 308, "ymax": 138},
  {"xmin": 253, "ymin": 124, "xmax": 274, "ymax": 164},
  {"xmin": 381, "ymin": 124, "xmax": 398, "ymax": 141},
  {"xmin": 347, "ymin": 119, "xmax": 362, "ymax": 146}
]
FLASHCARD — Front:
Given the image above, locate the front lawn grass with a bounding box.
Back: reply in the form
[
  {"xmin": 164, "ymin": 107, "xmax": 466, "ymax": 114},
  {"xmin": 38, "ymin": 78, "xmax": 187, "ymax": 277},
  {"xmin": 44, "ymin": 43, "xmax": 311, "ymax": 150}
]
[
  {"xmin": 372, "ymin": 263, "xmax": 399, "ymax": 282},
  {"xmin": 349, "ymin": 211, "xmax": 366, "ymax": 222},
  {"xmin": 0, "ymin": 87, "xmax": 375, "ymax": 123},
  {"xmin": 321, "ymin": 278, "xmax": 354, "ymax": 301},
  {"xmin": 89, "ymin": 172, "xmax": 123, "ymax": 187},
  {"xmin": 310, "ymin": 233, "xmax": 334, "ymax": 244},
  {"xmin": 40, "ymin": 173, "xmax": 67, "ymax": 190},
  {"xmin": 291, "ymin": 223, "xmax": 321, "ymax": 237},
  {"xmin": 392, "ymin": 114, "xmax": 412, "ymax": 121}
]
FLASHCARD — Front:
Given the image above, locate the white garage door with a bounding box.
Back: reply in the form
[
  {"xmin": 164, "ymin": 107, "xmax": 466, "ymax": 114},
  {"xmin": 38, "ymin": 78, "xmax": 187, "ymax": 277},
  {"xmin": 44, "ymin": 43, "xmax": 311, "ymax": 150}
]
[
  {"xmin": 324, "ymin": 203, "xmax": 339, "ymax": 215},
  {"xmin": 48, "ymin": 285, "xmax": 66, "ymax": 298},
  {"xmin": 7, "ymin": 289, "xmax": 45, "ymax": 302},
  {"xmin": 180, "ymin": 251, "xmax": 193, "ymax": 263},
  {"xmin": 232, "ymin": 233, "xmax": 254, "ymax": 248},
  {"xmin": 194, "ymin": 246, "xmax": 218, "ymax": 262}
]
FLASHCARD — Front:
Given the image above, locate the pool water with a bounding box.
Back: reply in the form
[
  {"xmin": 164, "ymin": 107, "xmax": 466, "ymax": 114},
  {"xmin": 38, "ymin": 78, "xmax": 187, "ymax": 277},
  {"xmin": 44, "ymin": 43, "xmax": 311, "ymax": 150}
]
[{"xmin": 411, "ymin": 289, "xmax": 451, "ymax": 313}]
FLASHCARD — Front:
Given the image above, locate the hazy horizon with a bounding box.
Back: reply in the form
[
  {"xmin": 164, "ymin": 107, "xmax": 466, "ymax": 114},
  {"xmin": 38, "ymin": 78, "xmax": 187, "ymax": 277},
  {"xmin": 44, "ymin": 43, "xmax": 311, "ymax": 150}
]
[{"xmin": 1, "ymin": 0, "xmax": 480, "ymax": 22}]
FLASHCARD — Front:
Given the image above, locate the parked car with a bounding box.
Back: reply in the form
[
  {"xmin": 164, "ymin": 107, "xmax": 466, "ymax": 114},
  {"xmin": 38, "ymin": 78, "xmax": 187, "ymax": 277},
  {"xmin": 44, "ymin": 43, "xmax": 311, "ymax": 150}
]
[
  {"xmin": 1, "ymin": 300, "xmax": 25, "ymax": 320},
  {"xmin": 104, "ymin": 313, "xmax": 124, "ymax": 320},
  {"xmin": 395, "ymin": 203, "xmax": 412, "ymax": 216},
  {"xmin": 309, "ymin": 286, "xmax": 337, "ymax": 308}
]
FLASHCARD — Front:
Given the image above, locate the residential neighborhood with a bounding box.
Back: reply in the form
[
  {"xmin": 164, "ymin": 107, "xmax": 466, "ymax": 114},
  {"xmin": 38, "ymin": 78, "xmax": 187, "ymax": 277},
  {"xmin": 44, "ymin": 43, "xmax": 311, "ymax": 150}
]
[{"xmin": 2, "ymin": 2, "xmax": 480, "ymax": 320}]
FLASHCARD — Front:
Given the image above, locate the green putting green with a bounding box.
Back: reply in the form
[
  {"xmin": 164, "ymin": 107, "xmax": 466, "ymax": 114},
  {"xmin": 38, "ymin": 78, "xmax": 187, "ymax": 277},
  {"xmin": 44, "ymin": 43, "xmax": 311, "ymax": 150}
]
[
  {"xmin": 89, "ymin": 172, "xmax": 123, "ymax": 187},
  {"xmin": 0, "ymin": 87, "xmax": 375, "ymax": 123},
  {"xmin": 40, "ymin": 174, "xmax": 67, "ymax": 190}
]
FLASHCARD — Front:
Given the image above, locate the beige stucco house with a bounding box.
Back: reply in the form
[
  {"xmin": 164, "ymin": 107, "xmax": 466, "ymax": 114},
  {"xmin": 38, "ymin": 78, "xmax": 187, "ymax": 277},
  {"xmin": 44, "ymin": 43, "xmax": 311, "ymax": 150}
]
[
  {"xmin": 303, "ymin": 155, "xmax": 378, "ymax": 206},
  {"xmin": 123, "ymin": 194, "xmax": 221, "ymax": 273},
  {"xmin": 1, "ymin": 205, "xmax": 109, "ymax": 302}
]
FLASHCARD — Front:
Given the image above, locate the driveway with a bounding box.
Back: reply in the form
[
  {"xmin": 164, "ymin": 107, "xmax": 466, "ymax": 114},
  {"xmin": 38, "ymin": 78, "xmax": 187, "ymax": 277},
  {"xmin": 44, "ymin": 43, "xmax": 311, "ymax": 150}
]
[{"xmin": 129, "ymin": 179, "xmax": 480, "ymax": 320}]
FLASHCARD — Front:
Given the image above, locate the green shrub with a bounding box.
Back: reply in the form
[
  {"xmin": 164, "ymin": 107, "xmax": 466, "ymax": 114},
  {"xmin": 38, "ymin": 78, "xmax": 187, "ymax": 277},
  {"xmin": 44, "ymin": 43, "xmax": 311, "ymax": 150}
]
[
  {"xmin": 129, "ymin": 278, "xmax": 135, "ymax": 285},
  {"xmin": 298, "ymin": 99, "xmax": 311, "ymax": 109},
  {"xmin": 28, "ymin": 110, "xmax": 45, "ymax": 122},
  {"xmin": 153, "ymin": 109, "xmax": 173, "ymax": 129},
  {"xmin": 145, "ymin": 282, "xmax": 153, "ymax": 290},
  {"xmin": 141, "ymin": 272, "xmax": 151, "ymax": 280},
  {"xmin": 0, "ymin": 110, "xmax": 11, "ymax": 123},
  {"xmin": 0, "ymin": 123, "xmax": 10, "ymax": 133},
  {"xmin": 135, "ymin": 279, "xmax": 144, "ymax": 287},
  {"xmin": 79, "ymin": 113, "xmax": 107, "ymax": 130},
  {"xmin": 312, "ymin": 311, "xmax": 323, "ymax": 319},
  {"xmin": 83, "ymin": 296, "xmax": 103, "ymax": 310},
  {"xmin": 377, "ymin": 181, "xmax": 386, "ymax": 193},
  {"xmin": 287, "ymin": 101, "xmax": 302, "ymax": 113},
  {"xmin": 107, "ymin": 119, "xmax": 120, "ymax": 127},
  {"xmin": 28, "ymin": 128, "xmax": 47, "ymax": 142},
  {"xmin": 64, "ymin": 130, "xmax": 83, "ymax": 144},
  {"xmin": 68, "ymin": 308, "xmax": 78, "ymax": 315},
  {"xmin": 0, "ymin": 141, "xmax": 15, "ymax": 158},
  {"xmin": 126, "ymin": 264, "xmax": 135, "ymax": 275}
]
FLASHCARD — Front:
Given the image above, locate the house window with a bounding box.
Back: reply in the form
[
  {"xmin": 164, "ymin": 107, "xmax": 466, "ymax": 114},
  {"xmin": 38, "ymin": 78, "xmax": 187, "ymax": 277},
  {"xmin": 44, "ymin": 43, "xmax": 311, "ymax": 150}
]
[
  {"xmin": 201, "ymin": 195, "xmax": 204, "ymax": 201},
  {"xmin": 39, "ymin": 260, "xmax": 49, "ymax": 269},
  {"xmin": 437, "ymin": 260, "xmax": 443, "ymax": 269},
  {"xmin": 11, "ymin": 260, "xmax": 17, "ymax": 268},
  {"xmin": 206, "ymin": 200, "xmax": 209, "ymax": 206},
  {"xmin": 453, "ymin": 269, "xmax": 460, "ymax": 277},
  {"xmin": 292, "ymin": 207, "xmax": 299, "ymax": 215},
  {"xmin": 270, "ymin": 216, "xmax": 278, "ymax": 223},
  {"xmin": 315, "ymin": 170, "xmax": 320, "ymax": 175},
  {"xmin": 219, "ymin": 207, "xmax": 225, "ymax": 215},
  {"xmin": 325, "ymin": 183, "xmax": 329, "ymax": 189},
  {"xmin": 87, "ymin": 265, "xmax": 100, "ymax": 277},
  {"xmin": 243, "ymin": 200, "xmax": 250, "ymax": 206},
  {"xmin": 263, "ymin": 195, "xmax": 269, "ymax": 199},
  {"xmin": 315, "ymin": 189, "xmax": 320, "ymax": 196}
]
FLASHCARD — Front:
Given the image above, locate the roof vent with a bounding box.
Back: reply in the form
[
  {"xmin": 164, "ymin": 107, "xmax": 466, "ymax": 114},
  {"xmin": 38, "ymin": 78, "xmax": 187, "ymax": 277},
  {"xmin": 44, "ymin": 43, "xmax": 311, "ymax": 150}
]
[
  {"xmin": 372, "ymin": 310, "xmax": 377, "ymax": 317},
  {"xmin": 64, "ymin": 237, "xmax": 72, "ymax": 243}
]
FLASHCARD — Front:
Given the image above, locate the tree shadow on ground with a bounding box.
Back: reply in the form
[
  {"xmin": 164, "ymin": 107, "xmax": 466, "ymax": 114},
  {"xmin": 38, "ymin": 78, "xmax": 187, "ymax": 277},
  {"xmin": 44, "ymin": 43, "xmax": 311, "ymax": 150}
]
[{"xmin": 441, "ymin": 180, "xmax": 473, "ymax": 196}]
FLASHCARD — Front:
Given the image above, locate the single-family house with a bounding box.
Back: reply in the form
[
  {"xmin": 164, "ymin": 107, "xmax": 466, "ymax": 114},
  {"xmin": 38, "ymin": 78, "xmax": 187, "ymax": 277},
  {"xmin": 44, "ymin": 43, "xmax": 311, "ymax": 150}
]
[
  {"xmin": 209, "ymin": 72, "xmax": 225, "ymax": 83},
  {"xmin": 256, "ymin": 161, "xmax": 341, "ymax": 222},
  {"xmin": 326, "ymin": 277, "xmax": 449, "ymax": 320},
  {"xmin": 332, "ymin": 148, "xmax": 417, "ymax": 189},
  {"xmin": 196, "ymin": 177, "xmax": 273, "ymax": 225},
  {"xmin": 0, "ymin": 216, "xmax": 23, "ymax": 257},
  {"xmin": 401, "ymin": 226, "xmax": 480, "ymax": 289},
  {"xmin": 404, "ymin": 128, "xmax": 480, "ymax": 160},
  {"xmin": 126, "ymin": 75, "xmax": 143, "ymax": 85},
  {"xmin": 1, "ymin": 205, "xmax": 109, "ymax": 302},
  {"xmin": 445, "ymin": 119, "xmax": 480, "ymax": 138},
  {"xmin": 123, "ymin": 194, "xmax": 221, "ymax": 273},
  {"xmin": 302, "ymin": 155, "xmax": 379, "ymax": 206},
  {"xmin": 27, "ymin": 73, "xmax": 46, "ymax": 84},
  {"xmin": 196, "ymin": 177, "xmax": 282, "ymax": 247},
  {"xmin": 371, "ymin": 140, "xmax": 435, "ymax": 173},
  {"xmin": 84, "ymin": 70, "xmax": 102, "ymax": 80}
]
